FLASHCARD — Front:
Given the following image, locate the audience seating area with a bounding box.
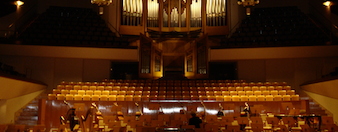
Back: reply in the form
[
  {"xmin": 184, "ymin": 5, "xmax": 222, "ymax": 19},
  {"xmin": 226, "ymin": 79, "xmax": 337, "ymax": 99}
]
[
  {"xmin": 48, "ymin": 79, "xmax": 300, "ymax": 102},
  {"xmin": 220, "ymin": 6, "xmax": 331, "ymax": 48},
  {"xmin": 18, "ymin": 6, "xmax": 133, "ymax": 48}
]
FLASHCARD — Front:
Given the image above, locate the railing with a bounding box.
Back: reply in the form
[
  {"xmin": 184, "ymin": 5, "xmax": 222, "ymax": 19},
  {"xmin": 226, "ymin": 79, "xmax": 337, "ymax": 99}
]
[
  {"xmin": 1, "ymin": 3, "xmax": 38, "ymax": 39},
  {"xmin": 309, "ymin": 3, "xmax": 338, "ymax": 43},
  {"xmin": 106, "ymin": 21, "xmax": 121, "ymax": 37}
]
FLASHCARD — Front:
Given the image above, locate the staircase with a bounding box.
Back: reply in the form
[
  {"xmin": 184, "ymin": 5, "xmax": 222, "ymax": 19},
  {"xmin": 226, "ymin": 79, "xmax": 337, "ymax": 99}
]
[
  {"xmin": 15, "ymin": 99, "xmax": 39, "ymax": 126},
  {"xmin": 15, "ymin": 93, "xmax": 48, "ymax": 126},
  {"xmin": 308, "ymin": 100, "xmax": 329, "ymax": 116}
]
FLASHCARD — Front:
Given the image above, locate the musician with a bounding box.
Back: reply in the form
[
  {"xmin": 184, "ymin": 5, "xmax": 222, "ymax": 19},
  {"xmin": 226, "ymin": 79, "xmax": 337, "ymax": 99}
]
[
  {"xmin": 243, "ymin": 102, "xmax": 250, "ymax": 117},
  {"xmin": 188, "ymin": 112, "xmax": 202, "ymax": 128},
  {"xmin": 66, "ymin": 108, "xmax": 79, "ymax": 131}
]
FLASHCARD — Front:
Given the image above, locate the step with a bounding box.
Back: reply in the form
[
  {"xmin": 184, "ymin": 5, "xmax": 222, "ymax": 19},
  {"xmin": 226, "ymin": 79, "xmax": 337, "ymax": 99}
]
[
  {"xmin": 17, "ymin": 116, "xmax": 38, "ymax": 121},
  {"xmin": 20, "ymin": 111, "xmax": 38, "ymax": 116}
]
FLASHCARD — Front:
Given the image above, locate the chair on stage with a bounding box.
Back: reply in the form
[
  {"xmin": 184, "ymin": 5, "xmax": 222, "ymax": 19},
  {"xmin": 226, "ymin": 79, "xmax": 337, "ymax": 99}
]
[
  {"xmin": 204, "ymin": 123, "xmax": 219, "ymax": 132},
  {"xmin": 224, "ymin": 125, "xmax": 241, "ymax": 132},
  {"xmin": 28, "ymin": 125, "xmax": 46, "ymax": 132},
  {"xmin": 236, "ymin": 117, "xmax": 250, "ymax": 131},
  {"xmin": 0, "ymin": 124, "xmax": 8, "ymax": 132},
  {"xmin": 266, "ymin": 117, "xmax": 280, "ymax": 130},
  {"xmin": 181, "ymin": 125, "xmax": 195, "ymax": 132},
  {"xmin": 7, "ymin": 124, "xmax": 26, "ymax": 132}
]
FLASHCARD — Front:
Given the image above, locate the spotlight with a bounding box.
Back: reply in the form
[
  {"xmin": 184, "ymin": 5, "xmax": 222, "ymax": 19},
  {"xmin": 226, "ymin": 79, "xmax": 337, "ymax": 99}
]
[
  {"xmin": 14, "ymin": 0, "xmax": 24, "ymax": 7},
  {"xmin": 323, "ymin": 0, "xmax": 332, "ymax": 7}
]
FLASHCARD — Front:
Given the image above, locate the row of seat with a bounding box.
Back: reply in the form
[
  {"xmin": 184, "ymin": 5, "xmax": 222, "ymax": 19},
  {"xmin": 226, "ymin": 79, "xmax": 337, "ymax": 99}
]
[
  {"xmin": 57, "ymin": 81, "xmax": 289, "ymax": 86},
  {"xmin": 48, "ymin": 93, "xmax": 300, "ymax": 101},
  {"xmin": 53, "ymin": 89, "xmax": 296, "ymax": 96},
  {"xmin": 55, "ymin": 85, "xmax": 293, "ymax": 92},
  {"xmin": 221, "ymin": 6, "xmax": 330, "ymax": 48}
]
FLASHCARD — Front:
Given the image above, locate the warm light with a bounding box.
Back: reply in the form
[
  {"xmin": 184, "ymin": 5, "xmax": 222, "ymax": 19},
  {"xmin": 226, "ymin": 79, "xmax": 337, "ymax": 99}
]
[
  {"xmin": 14, "ymin": 0, "xmax": 24, "ymax": 7},
  {"xmin": 91, "ymin": 0, "xmax": 113, "ymax": 6},
  {"xmin": 323, "ymin": 1, "xmax": 332, "ymax": 7}
]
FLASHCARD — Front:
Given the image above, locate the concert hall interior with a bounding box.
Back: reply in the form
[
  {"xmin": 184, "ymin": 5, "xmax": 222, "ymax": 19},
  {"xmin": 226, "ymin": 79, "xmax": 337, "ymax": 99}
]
[{"xmin": 1, "ymin": 0, "xmax": 338, "ymax": 131}]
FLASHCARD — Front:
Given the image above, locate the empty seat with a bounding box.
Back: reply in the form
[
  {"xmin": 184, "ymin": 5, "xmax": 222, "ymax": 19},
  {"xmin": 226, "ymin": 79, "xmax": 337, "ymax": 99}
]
[
  {"xmin": 262, "ymin": 90, "xmax": 270, "ymax": 95},
  {"xmin": 56, "ymin": 94, "xmax": 65, "ymax": 100},
  {"xmin": 291, "ymin": 95, "xmax": 299, "ymax": 101},
  {"xmin": 108, "ymin": 95, "xmax": 117, "ymax": 101},
  {"xmin": 73, "ymin": 85, "xmax": 81, "ymax": 90},
  {"xmin": 238, "ymin": 91, "xmax": 246, "ymax": 96},
  {"xmin": 48, "ymin": 94, "xmax": 57, "ymax": 100},
  {"xmin": 89, "ymin": 86, "xmax": 97, "ymax": 90},
  {"xmin": 270, "ymin": 90, "xmax": 278, "ymax": 95},
  {"xmin": 125, "ymin": 95, "xmax": 133, "ymax": 101},
  {"xmin": 240, "ymin": 95, "xmax": 249, "ymax": 101},
  {"xmin": 100, "ymin": 95, "xmax": 108, "ymax": 101},
  {"xmin": 97, "ymin": 86, "xmax": 105, "ymax": 90},
  {"xmin": 283, "ymin": 95, "xmax": 291, "ymax": 101},
  {"xmin": 287, "ymin": 90, "xmax": 295, "ymax": 95},
  {"xmin": 257, "ymin": 95, "xmax": 265, "ymax": 101},
  {"xmin": 252, "ymin": 86, "xmax": 259, "ymax": 91},
  {"xmin": 274, "ymin": 95, "xmax": 282, "ymax": 101},
  {"xmin": 224, "ymin": 96, "xmax": 231, "ymax": 101},
  {"xmin": 82, "ymin": 85, "xmax": 89, "ymax": 90},
  {"xmin": 254, "ymin": 91, "xmax": 262, "ymax": 95},
  {"xmin": 243, "ymin": 86, "xmax": 251, "ymax": 91},
  {"xmin": 69, "ymin": 90, "xmax": 77, "ymax": 95},
  {"xmin": 248, "ymin": 95, "xmax": 257, "ymax": 101},
  {"xmin": 117, "ymin": 95, "xmax": 125, "ymax": 101},
  {"xmin": 92, "ymin": 95, "xmax": 100, "ymax": 101},
  {"xmin": 246, "ymin": 91, "xmax": 253, "ymax": 95},
  {"xmin": 74, "ymin": 94, "xmax": 82, "ymax": 101},
  {"xmin": 83, "ymin": 95, "xmax": 91, "ymax": 101},
  {"xmin": 102, "ymin": 90, "xmax": 110, "ymax": 95},
  {"xmin": 279, "ymin": 90, "xmax": 287, "ymax": 95},
  {"xmin": 65, "ymin": 94, "xmax": 73, "ymax": 100},
  {"xmin": 94, "ymin": 90, "xmax": 102, "ymax": 95},
  {"xmin": 268, "ymin": 86, "xmax": 275, "ymax": 90},
  {"xmin": 61, "ymin": 90, "xmax": 69, "ymax": 95},
  {"xmin": 259, "ymin": 86, "xmax": 267, "ymax": 91},
  {"xmin": 232, "ymin": 95, "xmax": 240, "ymax": 101},
  {"xmin": 266, "ymin": 95, "xmax": 274, "ymax": 101}
]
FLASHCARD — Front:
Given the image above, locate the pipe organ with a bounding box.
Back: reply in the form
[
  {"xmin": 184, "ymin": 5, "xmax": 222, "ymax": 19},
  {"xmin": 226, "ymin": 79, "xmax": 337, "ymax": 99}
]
[
  {"xmin": 147, "ymin": 0, "xmax": 159, "ymax": 27},
  {"xmin": 121, "ymin": 0, "xmax": 227, "ymax": 33},
  {"xmin": 122, "ymin": 0, "xmax": 143, "ymax": 26},
  {"xmin": 206, "ymin": 0, "xmax": 226, "ymax": 26}
]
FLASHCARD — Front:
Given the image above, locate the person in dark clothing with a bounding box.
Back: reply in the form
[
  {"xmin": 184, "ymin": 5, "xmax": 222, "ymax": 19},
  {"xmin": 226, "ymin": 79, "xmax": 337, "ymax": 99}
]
[
  {"xmin": 66, "ymin": 108, "xmax": 79, "ymax": 131},
  {"xmin": 188, "ymin": 112, "xmax": 203, "ymax": 128}
]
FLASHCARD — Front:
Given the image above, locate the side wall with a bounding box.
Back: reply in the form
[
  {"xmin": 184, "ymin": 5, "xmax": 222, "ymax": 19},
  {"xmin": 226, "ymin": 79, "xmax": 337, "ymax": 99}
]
[
  {"xmin": 301, "ymin": 79, "xmax": 338, "ymax": 123},
  {"xmin": 0, "ymin": 90, "xmax": 45, "ymax": 124}
]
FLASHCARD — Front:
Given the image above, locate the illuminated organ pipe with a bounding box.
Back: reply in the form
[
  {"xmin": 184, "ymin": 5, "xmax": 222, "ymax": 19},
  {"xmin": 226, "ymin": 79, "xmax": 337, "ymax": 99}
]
[
  {"xmin": 122, "ymin": 0, "xmax": 143, "ymax": 26},
  {"xmin": 206, "ymin": 0, "xmax": 226, "ymax": 26},
  {"xmin": 190, "ymin": 0, "xmax": 201, "ymax": 27},
  {"xmin": 147, "ymin": 0, "xmax": 159, "ymax": 27}
]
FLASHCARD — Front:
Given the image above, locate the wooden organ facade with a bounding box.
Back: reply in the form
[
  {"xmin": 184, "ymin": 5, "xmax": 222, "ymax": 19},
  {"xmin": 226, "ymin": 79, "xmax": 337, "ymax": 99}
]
[{"xmin": 119, "ymin": 0, "xmax": 229, "ymax": 35}]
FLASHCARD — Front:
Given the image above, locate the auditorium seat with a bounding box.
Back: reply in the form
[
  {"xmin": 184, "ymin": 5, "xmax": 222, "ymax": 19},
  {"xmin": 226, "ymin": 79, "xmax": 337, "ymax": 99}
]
[
  {"xmin": 53, "ymin": 89, "xmax": 61, "ymax": 94},
  {"xmin": 274, "ymin": 95, "xmax": 283, "ymax": 101},
  {"xmin": 65, "ymin": 94, "xmax": 73, "ymax": 100},
  {"xmin": 48, "ymin": 94, "xmax": 57, "ymax": 100},
  {"xmin": 282, "ymin": 95, "xmax": 291, "ymax": 101},
  {"xmin": 61, "ymin": 90, "xmax": 69, "ymax": 95},
  {"xmin": 69, "ymin": 90, "xmax": 77, "ymax": 95},
  {"xmin": 224, "ymin": 96, "xmax": 231, "ymax": 101},
  {"xmin": 56, "ymin": 94, "xmax": 65, "ymax": 100},
  {"xmin": 83, "ymin": 95, "xmax": 91, "ymax": 101},
  {"xmin": 74, "ymin": 94, "xmax": 82, "ymax": 100},
  {"xmin": 257, "ymin": 95, "xmax": 265, "ymax": 101},
  {"xmin": 108, "ymin": 95, "xmax": 117, "ymax": 101},
  {"xmin": 291, "ymin": 95, "xmax": 299, "ymax": 101}
]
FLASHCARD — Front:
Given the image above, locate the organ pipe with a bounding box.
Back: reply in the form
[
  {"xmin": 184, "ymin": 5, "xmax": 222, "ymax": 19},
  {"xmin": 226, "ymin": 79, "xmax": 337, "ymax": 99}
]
[{"xmin": 122, "ymin": 0, "xmax": 143, "ymax": 26}]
